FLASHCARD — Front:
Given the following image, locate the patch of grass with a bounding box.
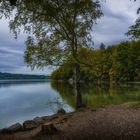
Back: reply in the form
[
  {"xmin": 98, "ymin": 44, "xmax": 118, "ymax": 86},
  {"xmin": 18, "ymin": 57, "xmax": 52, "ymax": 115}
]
[{"xmin": 121, "ymin": 101, "xmax": 140, "ymax": 109}]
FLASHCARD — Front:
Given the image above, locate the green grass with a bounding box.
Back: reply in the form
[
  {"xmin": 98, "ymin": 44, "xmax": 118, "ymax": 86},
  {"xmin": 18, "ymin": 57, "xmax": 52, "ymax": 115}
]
[{"xmin": 121, "ymin": 101, "xmax": 140, "ymax": 108}]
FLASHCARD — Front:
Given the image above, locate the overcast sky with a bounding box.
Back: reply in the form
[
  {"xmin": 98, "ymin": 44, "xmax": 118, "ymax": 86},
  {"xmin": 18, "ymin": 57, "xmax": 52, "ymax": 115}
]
[{"xmin": 0, "ymin": 0, "xmax": 139, "ymax": 75}]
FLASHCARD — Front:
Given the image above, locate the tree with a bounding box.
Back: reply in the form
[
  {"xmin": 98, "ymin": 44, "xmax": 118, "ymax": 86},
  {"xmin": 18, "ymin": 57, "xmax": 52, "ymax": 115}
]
[
  {"xmin": 126, "ymin": 18, "xmax": 140, "ymax": 40},
  {"xmin": 0, "ymin": 0, "xmax": 102, "ymax": 77},
  {"xmin": 126, "ymin": 0, "xmax": 140, "ymax": 39},
  {"xmin": 0, "ymin": 0, "xmax": 103, "ymax": 108},
  {"xmin": 51, "ymin": 40, "xmax": 140, "ymax": 82},
  {"xmin": 100, "ymin": 43, "xmax": 106, "ymax": 50}
]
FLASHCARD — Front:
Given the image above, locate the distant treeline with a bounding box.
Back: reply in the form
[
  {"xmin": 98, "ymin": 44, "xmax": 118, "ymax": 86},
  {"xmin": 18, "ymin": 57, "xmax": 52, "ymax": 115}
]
[
  {"xmin": 51, "ymin": 40, "xmax": 140, "ymax": 82},
  {"xmin": 0, "ymin": 72, "xmax": 49, "ymax": 80}
]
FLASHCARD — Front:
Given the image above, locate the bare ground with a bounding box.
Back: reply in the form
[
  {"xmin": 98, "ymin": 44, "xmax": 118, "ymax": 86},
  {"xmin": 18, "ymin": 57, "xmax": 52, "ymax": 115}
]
[{"xmin": 0, "ymin": 106, "xmax": 140, "ymax": 140}]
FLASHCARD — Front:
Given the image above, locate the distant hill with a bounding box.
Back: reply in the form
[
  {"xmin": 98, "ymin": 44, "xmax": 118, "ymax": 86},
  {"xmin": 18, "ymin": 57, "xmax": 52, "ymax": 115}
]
[{"xmin": 0, "ymin": 72, "xmax": 49, "ymax": 80}]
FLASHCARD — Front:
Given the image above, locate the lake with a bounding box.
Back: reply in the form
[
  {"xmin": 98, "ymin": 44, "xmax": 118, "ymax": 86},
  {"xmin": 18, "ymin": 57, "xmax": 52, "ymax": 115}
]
[{"xmin": 0, "ymin": 80, "xmax": 140, "ymax": 128}]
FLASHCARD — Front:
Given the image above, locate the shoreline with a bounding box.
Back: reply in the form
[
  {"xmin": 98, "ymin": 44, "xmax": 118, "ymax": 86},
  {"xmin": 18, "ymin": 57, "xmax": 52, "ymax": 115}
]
[
  {"xmin": 0, "ymin": 101, "xmax": 139, "ymax": 132},
  {"xmin": 0, "ymin": 109, "xmax": 67, "ymax": 133},
  {"xmin": 0, "ymin": 105, "xmax": 140, "ymax": 140}
]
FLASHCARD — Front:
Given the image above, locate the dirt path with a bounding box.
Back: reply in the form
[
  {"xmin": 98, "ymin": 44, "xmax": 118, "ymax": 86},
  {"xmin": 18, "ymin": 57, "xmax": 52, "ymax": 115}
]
[{"xmin": 0, "ymin": 106, "xmax": 140, "ymax": 140}]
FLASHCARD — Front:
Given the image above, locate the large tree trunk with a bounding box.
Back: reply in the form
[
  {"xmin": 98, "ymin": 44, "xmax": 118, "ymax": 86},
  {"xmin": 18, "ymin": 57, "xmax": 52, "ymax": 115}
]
[{"xmin": 73, "ymin": 63, "xmax": 83, "ymax": 108}]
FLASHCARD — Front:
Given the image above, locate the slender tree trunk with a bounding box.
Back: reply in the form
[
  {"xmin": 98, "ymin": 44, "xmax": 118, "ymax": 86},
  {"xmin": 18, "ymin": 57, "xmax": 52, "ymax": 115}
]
[
  {"xmin": 73, "ymin": 62, "xmax": 83, "ymax": 108},
  {"xmin": 72, "ymin": 34, "xmax": 84, "ymax": 108}
]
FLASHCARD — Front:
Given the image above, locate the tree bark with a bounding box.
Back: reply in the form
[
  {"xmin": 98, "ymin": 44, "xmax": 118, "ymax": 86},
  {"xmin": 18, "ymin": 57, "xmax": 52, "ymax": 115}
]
[{"xmin": 73, "ymin": 62, "xmax": 83, "ymax": 108}]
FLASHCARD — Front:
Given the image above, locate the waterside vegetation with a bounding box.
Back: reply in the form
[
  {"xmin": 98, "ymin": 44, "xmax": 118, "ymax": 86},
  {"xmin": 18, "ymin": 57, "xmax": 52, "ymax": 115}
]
[{"xmin": 51, "ymin": 40, "xmax": 140, "ymax": 82}]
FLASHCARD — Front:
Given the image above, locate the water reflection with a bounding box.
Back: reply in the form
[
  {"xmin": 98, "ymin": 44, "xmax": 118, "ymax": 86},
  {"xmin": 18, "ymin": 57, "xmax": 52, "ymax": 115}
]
[
  {"xmin": 0, "ymin": 80, "xmax": 48, "ymax": 88},
  {"xmin": 51, "ymin": 81, "xmax": 140, "ymax": 108},
  {"xmin": 0, "ymin": 80, "xmax": 139, "ymax": 128},
  {"xmin": 0, "ymin": 80, "xmax": 73, "ymax": 128}
]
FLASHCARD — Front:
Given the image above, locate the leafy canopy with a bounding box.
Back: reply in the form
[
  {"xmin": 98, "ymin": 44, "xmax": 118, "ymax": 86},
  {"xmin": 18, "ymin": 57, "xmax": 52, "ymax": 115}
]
[
  {"xmin": 126, "ymin": 0, "xmax": 140, "ymax": 39},
  {"xmin": 126, "ymin": 18, "xmax": 140, "ymax": 40},
  {"xmin": 51, "ymin": 40, "xmax": 140, "ymax": 82},
  {"xmin": 0, "ymin": 0, "xmax": 103, "ymax": 69}
]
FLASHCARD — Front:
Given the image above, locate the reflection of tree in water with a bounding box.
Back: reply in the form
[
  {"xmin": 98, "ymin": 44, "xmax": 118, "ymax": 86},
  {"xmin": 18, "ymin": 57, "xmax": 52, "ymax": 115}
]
[
  {"xmin": 51, "ymin": 81, "xmax": 85, "ymax": 109},
  {"xmin": 51, "ymin": 81, "xmax": 75, "ymax": 109},
  {"xmin": 47, "ymin": 97, "xmax": 68, "ymax": 114},
  {"xmin": 51, "ymin": 81, "xmax": 110, "ymax": 108},
  {"xmin": 51, "ymin": 81, "xmax": 140, "ymax": 108},
  {"xmin": 74, "ymin": 82, "xmax": 86, "ymax": 109}
]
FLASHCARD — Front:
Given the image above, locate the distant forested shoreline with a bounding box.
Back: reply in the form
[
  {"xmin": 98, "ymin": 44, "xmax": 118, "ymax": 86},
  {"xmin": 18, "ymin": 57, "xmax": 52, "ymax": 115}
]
[
  {"xmin": 51, "ymin": 40, "xmax": 140, "ymax": 82},
  {"xmin": 0, "ymin": 72, "xmax": 49, "ymax": 80}
]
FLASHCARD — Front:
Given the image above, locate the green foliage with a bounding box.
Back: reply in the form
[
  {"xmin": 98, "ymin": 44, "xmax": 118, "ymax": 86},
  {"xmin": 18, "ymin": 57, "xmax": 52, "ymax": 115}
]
[
  {"xmin": 126, "ymin": 0, "xmax": 140, "ymax": 39},
  {"xmin": 51, "ymin": 40, "xmax": 140, "ymax": 82},
  {"xmin": 51, "ymin": 65, "xmax": 73, "ymax": 80},
  {"xmin": 126, "ymin": 18, "xmax": 140, "ymax": 40},
  {"xmin": 0, "ymin": 0, "xmax": 103, "ymax": 70}
]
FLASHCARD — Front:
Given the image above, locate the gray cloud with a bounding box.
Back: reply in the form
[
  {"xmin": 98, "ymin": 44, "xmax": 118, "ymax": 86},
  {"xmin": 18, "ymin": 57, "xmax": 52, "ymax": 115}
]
[
  {"xmin": 92, "ymin": 0, "xmax": 139, "ymax": 47},
  {"xmin": 0, "ymin": 47, "xmax": 23, "ymax": 55}
]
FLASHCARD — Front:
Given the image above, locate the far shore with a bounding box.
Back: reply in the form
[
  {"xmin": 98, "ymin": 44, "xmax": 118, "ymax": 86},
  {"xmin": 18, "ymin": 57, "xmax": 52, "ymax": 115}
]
[{"xmin": 0, "ymin": 79, "xmax": 49, "ymax": 81}]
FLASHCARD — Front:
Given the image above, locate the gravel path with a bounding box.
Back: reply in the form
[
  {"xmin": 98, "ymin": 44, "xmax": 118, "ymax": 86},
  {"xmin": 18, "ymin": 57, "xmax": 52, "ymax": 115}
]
[{"xmin": 0, "ymin": 106, "xmax": 140, "ymax": 140}]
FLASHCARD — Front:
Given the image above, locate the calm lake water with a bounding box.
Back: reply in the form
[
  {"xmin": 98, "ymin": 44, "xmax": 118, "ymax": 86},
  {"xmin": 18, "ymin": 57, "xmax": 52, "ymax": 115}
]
[{"xmin": 0, "ymin": 80, "xmax": 140, "ymax": 128}]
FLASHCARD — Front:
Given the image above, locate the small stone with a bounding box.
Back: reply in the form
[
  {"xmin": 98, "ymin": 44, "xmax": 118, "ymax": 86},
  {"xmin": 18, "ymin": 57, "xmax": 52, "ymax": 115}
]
[
  {"xmin": 33, "ymin": 117, "xmax": 45, "ymax": 125},
  {"xmin": 57, "ymin": 109, "xmax": 66, "ymax": 115},
  {"xmin": 7, "ymin": 123, "xmax": 22, "ymax": 132},
  {"xmin": 48, "ymin": 114, "xmax": 58, "ymax": 120},
  {"xmin": 23, "ymin": 120, "xmax": 38, "ymax": 130},
  {"xmin": 0, "ymin": 128, "xmax": 9, "ymax": 133},
  {"xmin": 42, "ymin": 114, "xmax": 58, "ymax": 121},
  {"xmin": 41, "ymin": 122, "xmax": 57, "ymax": 135},
  {"xmin": 41, "ymin": 116, "xmax": 49, "ymax": 121}
]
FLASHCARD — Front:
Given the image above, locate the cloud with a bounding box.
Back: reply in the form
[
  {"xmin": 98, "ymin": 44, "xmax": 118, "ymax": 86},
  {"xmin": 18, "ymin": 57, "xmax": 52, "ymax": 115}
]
[
  {"xmin": 0, "ymin": 47, "xmax": 23, "ymax": 55},
  {"xmin": 92, "ymin": 0, "xmax": 139, "ymax": 47}
]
